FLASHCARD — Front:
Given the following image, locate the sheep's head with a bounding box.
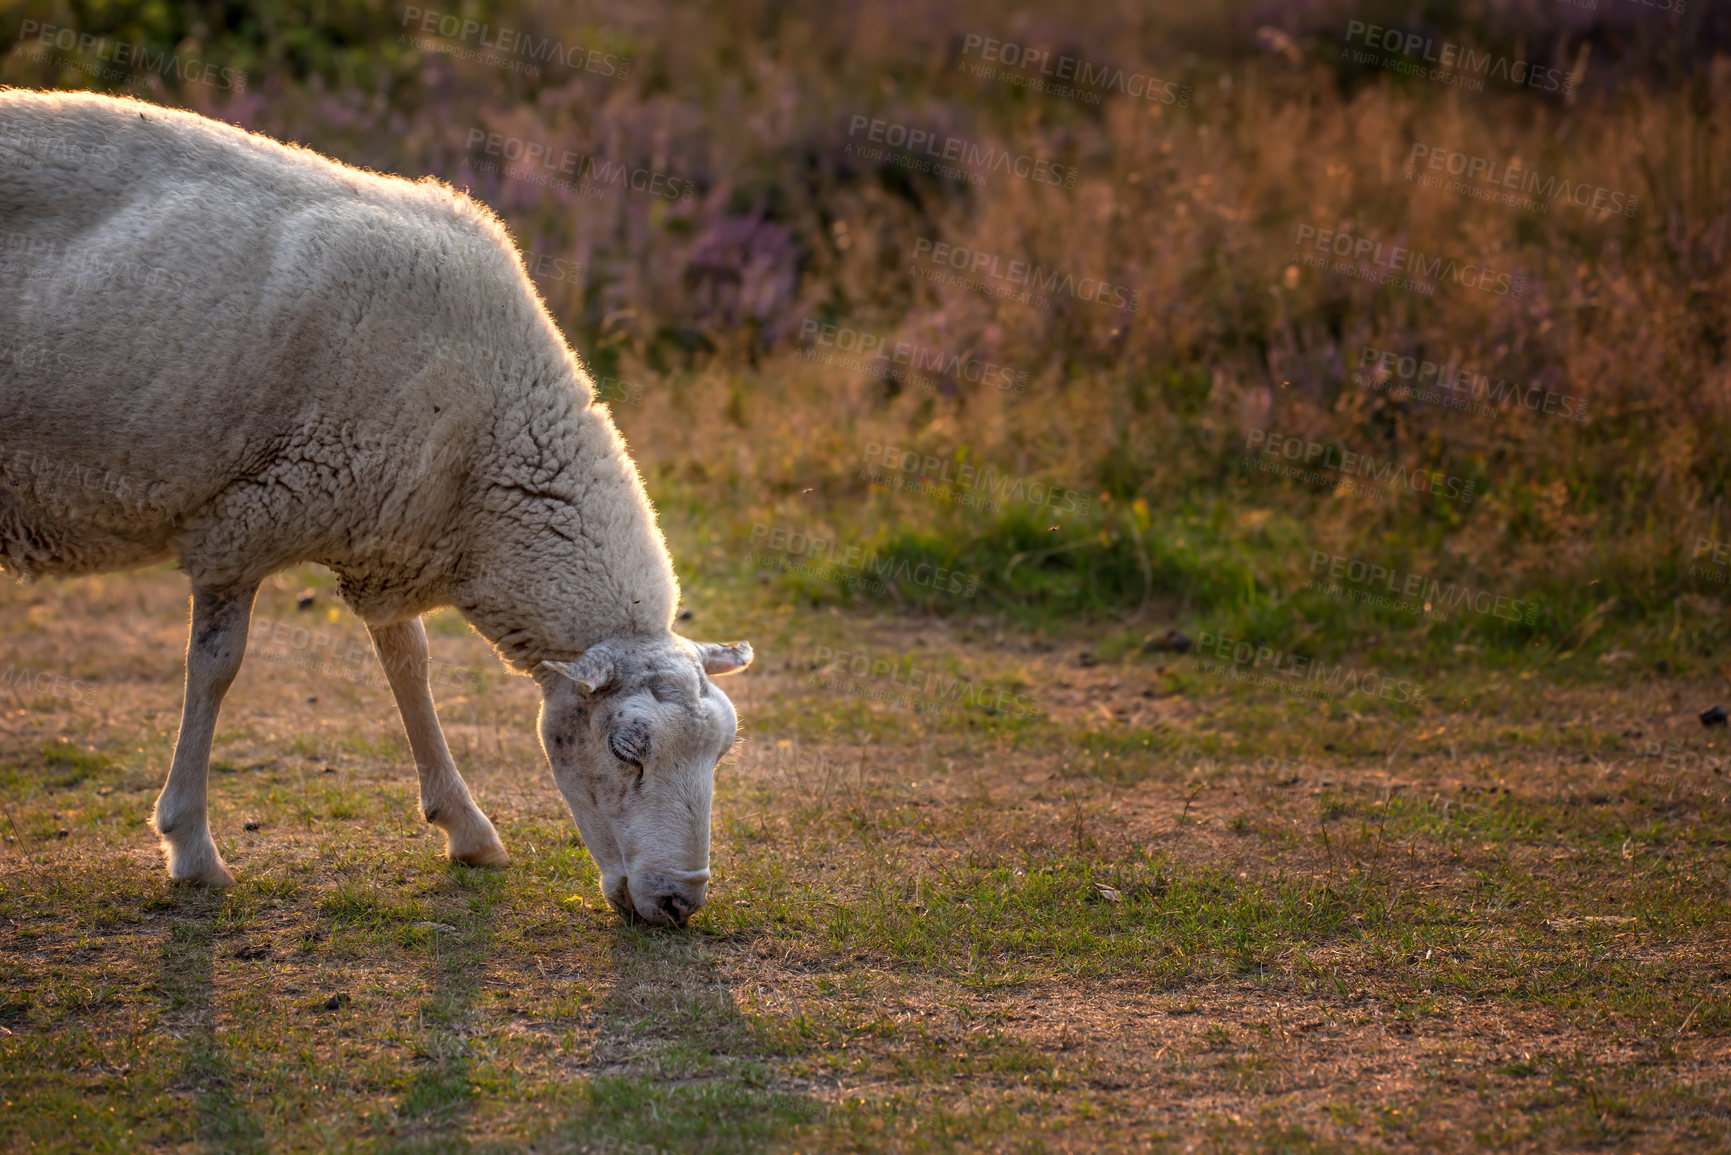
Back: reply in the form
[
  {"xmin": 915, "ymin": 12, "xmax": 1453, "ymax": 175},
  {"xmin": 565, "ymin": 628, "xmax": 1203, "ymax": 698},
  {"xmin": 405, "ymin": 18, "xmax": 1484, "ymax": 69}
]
[{"xmin": 535, "ymin": 636, "xmax": 750, "ymax": 926}]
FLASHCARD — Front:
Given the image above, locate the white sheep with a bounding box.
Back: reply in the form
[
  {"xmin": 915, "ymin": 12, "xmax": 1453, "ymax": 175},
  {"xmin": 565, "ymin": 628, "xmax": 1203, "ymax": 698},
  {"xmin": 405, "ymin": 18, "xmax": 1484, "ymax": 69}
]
[{"xmin": 0, "ymin": 89, "xmax": 751, "ymax": 925}]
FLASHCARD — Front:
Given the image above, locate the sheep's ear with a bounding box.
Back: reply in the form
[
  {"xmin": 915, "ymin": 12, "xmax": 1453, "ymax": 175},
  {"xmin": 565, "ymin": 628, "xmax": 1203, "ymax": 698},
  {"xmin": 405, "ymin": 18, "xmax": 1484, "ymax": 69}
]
[
  {"xmin": 697, "ymin": 641, "xmax": 753, "ymax": 676},
  {"xmin": 538, "ymin": 646, "xmax": 615, "ymax": 694}
]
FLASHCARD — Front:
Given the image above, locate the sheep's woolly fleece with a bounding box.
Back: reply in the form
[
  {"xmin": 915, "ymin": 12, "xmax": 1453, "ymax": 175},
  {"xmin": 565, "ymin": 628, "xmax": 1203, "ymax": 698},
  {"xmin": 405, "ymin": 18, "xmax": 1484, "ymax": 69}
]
[{"xmin": 0, "ymin": 88, "xmax": 677, "ymax": 669}]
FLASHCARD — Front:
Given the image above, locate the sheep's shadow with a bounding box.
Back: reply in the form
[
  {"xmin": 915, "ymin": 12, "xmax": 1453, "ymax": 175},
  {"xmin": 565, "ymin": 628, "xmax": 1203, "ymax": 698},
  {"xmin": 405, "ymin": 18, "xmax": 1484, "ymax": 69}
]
[
  {"xmin": 542, "ymin": 923, "xmax": 820, "ymax": 1150},
  {"xmin": 156, "ymin": 888, "xmax": 267, "ymax": 1152},
  {"xmin": 391, "ymin": 863, "xmax": 502, "ymax": 1142}
]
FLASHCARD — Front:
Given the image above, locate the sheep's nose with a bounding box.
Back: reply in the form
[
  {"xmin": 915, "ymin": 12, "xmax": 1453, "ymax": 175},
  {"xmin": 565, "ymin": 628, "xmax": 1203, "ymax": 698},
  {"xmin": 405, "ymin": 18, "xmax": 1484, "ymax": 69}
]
[{"xmin": 655, "ymin": 887, "xmax": 705, "ymax": 925}]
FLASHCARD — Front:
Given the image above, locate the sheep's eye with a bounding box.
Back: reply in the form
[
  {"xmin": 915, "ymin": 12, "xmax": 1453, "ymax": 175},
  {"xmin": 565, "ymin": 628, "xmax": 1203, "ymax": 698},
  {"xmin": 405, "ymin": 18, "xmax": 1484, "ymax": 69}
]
[{"xmin": 609, "ymin": 722, "xmax": 651, "ymax": 767}]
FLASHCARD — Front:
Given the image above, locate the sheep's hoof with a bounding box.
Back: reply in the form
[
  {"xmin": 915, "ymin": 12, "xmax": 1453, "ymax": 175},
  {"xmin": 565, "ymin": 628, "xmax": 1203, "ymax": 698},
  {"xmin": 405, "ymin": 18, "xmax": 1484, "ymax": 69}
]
[
  {"xmin": 441, "ymin": 807, "xmax": 508, "ymax": 867},
  {"xmin": 175, "ymin": 865, "xmax": 238, "ymax": 889},
  {"xmin": 165, "ymin": 843, "xmax": 236, "ymax": 888},
  {"xmin": 450, "ymin": 843, "xmax": 510, "ymax": 868}
]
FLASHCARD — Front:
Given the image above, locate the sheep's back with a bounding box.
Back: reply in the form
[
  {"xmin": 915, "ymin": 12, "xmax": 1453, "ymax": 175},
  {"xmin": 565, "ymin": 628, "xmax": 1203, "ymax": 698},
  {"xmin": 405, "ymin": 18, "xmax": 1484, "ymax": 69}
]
[{"xmin": 0, "ymin": 90, "xmax": 528, "ymax": 582}]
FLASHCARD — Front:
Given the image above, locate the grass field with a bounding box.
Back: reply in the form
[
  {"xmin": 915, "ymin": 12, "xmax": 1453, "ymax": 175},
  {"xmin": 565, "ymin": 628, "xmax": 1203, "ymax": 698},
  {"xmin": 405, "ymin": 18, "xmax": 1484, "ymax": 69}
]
[
  {"xmin": 4, "ymin": 560, "xmax": 1730, "ymax": 1151},
  {"xmin": 5, "ymin": 0, "xmax": 1731, "ymax": 1149}
]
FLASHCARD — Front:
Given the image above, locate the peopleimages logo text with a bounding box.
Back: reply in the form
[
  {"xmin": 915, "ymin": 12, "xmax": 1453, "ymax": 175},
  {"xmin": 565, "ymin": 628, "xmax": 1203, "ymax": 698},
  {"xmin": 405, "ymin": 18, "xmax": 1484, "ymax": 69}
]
[
  {"xmin": 811, "ymin": 645, "xmax": 1040, "ymax": 720},
  {"xmin": 749, "ymin": 525, "xmax": 980, "ymax": 598},
  {"xmin": 1689, "ymin": 537, "xmax": 1731, "ymax": 586},
  {"xmin": 15, "ymin": 21, "xmax": 248, "ymax": 90},
  {"xmin": 798, "ymin": 319, "xmax": 1028, "ymax": 394},
  {"xmin": 1344, "ymin": 20, "xmax": 1573, "ymax": 95},
  {"xmin": 1309, "ymin": 551, "xmax": 1540, "ymax": 625},
  {"xmin": 0, "ymin": 128, "xmax": 119, "ymax": 169},
  {"xmin": 1407, "ymin": 144, "xmax": 1640, "ymax": 217},
  {"xmin": 1357, "ymin": 346, "xmax": 1588, "ymax": 422},
  {"xmin": 910, "ymin": 238, "xmax": 1140, "ymax": 311},
  {"xmin": 465, "ymin": 131, "xmax": 692, "ymax": 201},
  {"xmin": 959, "ymin": 34, "xmax": 1191, "ymax": 106},
  {"xmin": 862, "ymin": 442, "xmax": 1092, "ymax": 516},
  {"xmin": 0, "ymin": 664, "xmax": 93, "ymax": 704},
  {"xmin": 1293, "ymin": 223, "xmax": 1523, "ymax": 297},
  {"xmin": 399, "ymin": 7, "xmax": 632, "ymax": 76},
  {"xmin": 1195, "ymin": 632, "xmax": 1426, "ymax": 703},
  {"xmin": 1243, "ymin": 428, "xmax": 1477, "ymax": 505},
  {"xmin": 846, "ymin": 116, "xmax": 1077, "ymax": 188}
]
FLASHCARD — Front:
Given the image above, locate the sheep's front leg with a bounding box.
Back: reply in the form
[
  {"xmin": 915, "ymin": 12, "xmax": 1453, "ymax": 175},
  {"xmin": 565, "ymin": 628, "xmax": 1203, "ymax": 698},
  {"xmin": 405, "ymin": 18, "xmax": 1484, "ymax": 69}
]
[
  {"xmin": 369, "ymin": 617, "xmax": 508, "ymax": 867},
  {"xmin": 152, "ymin": 582, "xmax": 259, "ymax": 887}
]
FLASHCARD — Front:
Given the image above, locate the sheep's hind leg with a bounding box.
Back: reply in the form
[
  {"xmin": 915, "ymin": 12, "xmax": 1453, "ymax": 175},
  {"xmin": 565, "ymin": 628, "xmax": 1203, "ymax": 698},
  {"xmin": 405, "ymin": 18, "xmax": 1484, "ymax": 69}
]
[
  {"xmin": 369, "ymin": 617, "xmax": 508, "ymax": 867},
  {"xmin": 153, "ymin": 582, "xmax": 259, "ymax": 887}
]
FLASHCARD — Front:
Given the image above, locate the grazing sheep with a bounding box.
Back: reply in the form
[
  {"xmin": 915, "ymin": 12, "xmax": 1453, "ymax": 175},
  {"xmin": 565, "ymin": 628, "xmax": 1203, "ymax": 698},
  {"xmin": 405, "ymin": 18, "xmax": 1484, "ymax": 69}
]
[{"xmin": 0, "ymin": 89, "xmax": 751, "ymax": 926}]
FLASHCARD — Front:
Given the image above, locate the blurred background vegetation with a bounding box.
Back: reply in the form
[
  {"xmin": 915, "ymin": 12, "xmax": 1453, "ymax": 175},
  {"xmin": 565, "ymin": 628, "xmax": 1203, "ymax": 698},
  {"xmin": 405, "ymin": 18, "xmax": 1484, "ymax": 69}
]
[{"xmin": 4, "ymin": 0, "xmax": 1729, "ymax": 672}]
